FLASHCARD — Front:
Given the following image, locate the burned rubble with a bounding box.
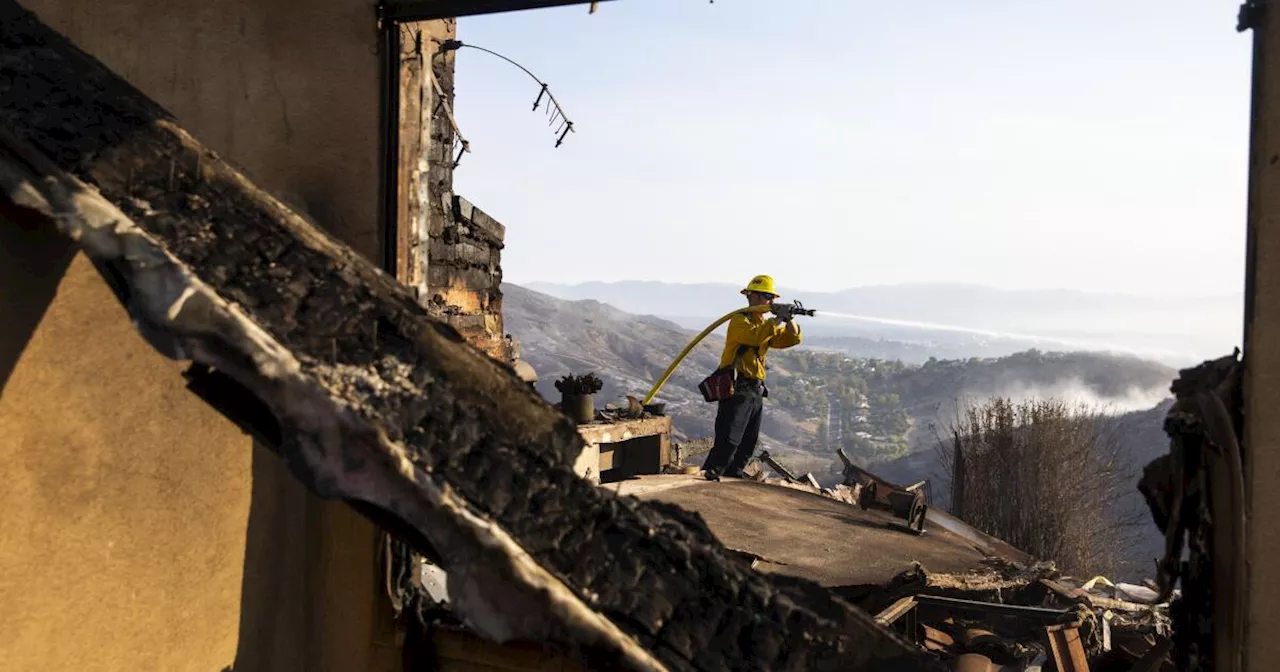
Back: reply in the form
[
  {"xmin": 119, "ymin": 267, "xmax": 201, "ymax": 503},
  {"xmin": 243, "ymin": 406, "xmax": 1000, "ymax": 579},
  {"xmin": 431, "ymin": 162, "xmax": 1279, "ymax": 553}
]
[
  {"xmin": 852, "ymin": 559, "xmax": 1176, "ymax": 672},
  {"xmin": 698, "ymin": 448, "xmax": 1179, "ymax": 671}
]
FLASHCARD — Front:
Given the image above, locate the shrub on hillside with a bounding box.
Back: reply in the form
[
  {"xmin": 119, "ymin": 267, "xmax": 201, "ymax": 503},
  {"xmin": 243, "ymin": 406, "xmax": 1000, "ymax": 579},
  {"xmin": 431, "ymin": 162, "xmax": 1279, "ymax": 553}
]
[{"xmin": 940, "ymin": 397, "xmax": 1143, "ymax": 577}]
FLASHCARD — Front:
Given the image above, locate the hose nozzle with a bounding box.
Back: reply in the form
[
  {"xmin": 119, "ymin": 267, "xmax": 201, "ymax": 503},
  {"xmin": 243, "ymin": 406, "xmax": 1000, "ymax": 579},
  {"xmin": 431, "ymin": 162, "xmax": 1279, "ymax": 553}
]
[{"xmin": 770, "ymin": 300, "xmax": 816, "ymax": 319}]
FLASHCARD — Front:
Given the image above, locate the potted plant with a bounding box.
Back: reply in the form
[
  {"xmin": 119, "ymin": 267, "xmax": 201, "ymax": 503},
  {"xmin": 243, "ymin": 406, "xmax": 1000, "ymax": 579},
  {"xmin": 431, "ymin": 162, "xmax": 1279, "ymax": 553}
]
[{"xmin": 554, "ymin": 373, "xmax": 603, "ymax": 424}]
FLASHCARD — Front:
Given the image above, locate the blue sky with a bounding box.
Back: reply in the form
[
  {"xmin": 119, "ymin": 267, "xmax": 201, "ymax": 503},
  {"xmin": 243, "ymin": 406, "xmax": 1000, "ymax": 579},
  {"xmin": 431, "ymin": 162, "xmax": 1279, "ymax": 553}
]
[{"xmin": 452, "ymin": 0, "xmax": 1251, "ymax": 297}]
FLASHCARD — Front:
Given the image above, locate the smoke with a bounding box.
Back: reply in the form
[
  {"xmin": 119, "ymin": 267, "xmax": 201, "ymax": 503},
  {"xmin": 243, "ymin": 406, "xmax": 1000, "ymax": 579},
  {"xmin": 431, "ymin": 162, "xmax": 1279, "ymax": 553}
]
[
  {"xmin": 926, "ymin": 379, "xmax": 1172, "ymax": 429},
  {"xmin": 987, "ymin": 377, "xmax": 1171, "ymax": 414}
]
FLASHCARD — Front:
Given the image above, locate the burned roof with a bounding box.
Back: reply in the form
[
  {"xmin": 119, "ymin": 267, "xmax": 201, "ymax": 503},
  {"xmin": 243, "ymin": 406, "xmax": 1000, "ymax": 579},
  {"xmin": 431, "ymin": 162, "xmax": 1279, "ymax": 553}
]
[{"xmin": 618, "ymin": 476, "xmax": 993, "ymax": 588}]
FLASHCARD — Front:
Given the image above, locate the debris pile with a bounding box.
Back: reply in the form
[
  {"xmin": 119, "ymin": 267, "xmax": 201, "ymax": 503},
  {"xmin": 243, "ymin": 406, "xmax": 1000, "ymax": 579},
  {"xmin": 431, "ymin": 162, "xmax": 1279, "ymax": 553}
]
[
  {"xmin": 594, "ymin": 393, "xmax": 664, "ymax": 422},
  {"xmin": 718, "ymin": 449, "xmax": 1175, "ymax": 671},
  {"xmin": 748, "ymin": 448, "xmax": 930, "ymax": 534},
  {"xmin": 854, "ymin": 560, "xmax": 1175, "ymax": 671}
]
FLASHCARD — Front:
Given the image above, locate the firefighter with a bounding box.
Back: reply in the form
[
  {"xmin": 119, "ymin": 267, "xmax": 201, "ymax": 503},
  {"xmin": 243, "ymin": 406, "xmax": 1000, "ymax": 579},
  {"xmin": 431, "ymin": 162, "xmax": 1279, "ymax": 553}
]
[{"xmin": 702, "ymin": 275, "xmax": 802, "ymax": 481}]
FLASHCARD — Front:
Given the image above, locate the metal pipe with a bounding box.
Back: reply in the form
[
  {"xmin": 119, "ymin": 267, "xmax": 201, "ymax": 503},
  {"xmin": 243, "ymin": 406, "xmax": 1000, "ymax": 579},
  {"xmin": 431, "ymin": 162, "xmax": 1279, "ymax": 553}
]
[
  {"xmin": 377, "ymin": 9, "xmax": 400, "ymax": 276},
  {"xmin": 382, "ymin": 0, "xmax": 612, "ymax": 22},
  {"xmin": 914, "ymin": 595, "xmax": 1077, "ymax": 623}
]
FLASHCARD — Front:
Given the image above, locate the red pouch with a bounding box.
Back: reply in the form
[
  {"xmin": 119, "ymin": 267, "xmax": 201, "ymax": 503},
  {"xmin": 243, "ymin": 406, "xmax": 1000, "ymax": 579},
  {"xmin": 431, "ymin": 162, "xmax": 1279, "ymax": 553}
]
[
  {"xmin": 698, "ymin": 367, "xmax": 736, "ymax": 402},
  {"xmin": 697, "ymin": 345, "xmax": 752, "ymax": 402}
]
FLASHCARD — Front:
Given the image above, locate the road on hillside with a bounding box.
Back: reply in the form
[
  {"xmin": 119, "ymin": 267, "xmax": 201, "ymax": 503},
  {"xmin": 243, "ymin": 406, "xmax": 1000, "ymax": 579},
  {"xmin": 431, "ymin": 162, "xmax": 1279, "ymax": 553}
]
[{"xmin": 826, "ymin": 390, "xmax": 842, "ymax": 446}]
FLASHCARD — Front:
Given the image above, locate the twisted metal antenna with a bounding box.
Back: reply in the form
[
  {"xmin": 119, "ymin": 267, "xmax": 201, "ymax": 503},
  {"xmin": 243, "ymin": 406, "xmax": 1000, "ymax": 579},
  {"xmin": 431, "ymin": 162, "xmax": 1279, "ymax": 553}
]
[
  {"xmin": 440, "ymin": 40, "xmax": 576, "ymax": 148},
  {"xmin": 409, "ymin": 25, "xmax": 472, "ymax": 168}
]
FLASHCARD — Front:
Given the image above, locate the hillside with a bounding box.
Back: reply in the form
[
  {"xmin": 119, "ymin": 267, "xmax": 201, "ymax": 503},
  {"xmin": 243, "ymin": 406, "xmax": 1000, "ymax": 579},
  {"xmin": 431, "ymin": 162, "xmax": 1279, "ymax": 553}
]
[
  {"xmin": 872, "ymin": 398, "xmax": 1177, "ymax": 580},
  {"xmin": 502, "ymin": 282, "xmax": 716, "ymax": 400},
  {"xmin": 759, "ymin": 348, "xmax": 1174, "ymax": 463},
  {"xmin": 1105, "ymin": 398, "xmax": 1178, "ymax": 575},
  {"xmin": 867, "ymin": 350, "xmax": 1175, "ymax": 437},
  {"xmin": 504, "ymin": 283, "xmax": 1178, "ymax": 479},
  {"xmin": 502, "ymin": 283, "xmax": 792, "ymax": 449}
]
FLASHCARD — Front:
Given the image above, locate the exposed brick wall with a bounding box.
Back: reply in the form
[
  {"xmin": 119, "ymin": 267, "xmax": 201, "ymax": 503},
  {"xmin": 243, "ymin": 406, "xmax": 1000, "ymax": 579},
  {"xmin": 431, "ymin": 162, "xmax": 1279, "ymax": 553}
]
[
  {"xmin": 396, "ymin": 20, "xmax": 456, "ymax": 294},
  {"xmin": 427, "ymin": 195, "xmax": 508, "ymax": 361},
  {"xmin": 418, "ymin": 27, "xmax": 457, "ymax": 299},
  {"xmin": 400, "ymin": 27, "xmax": 508, "ymax": 364}
]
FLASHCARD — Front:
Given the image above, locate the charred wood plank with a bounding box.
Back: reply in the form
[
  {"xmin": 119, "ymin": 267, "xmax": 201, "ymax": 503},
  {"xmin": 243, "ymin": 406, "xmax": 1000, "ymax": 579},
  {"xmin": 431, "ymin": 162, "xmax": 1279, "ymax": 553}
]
[
  {"xmin": 874, "ymin": 596, "xmax": 917, "ymax": 626},
  {"xmin": 0, "ymin": 4, "xmax": 940, "ymax": 670},
  {"xmin": 1139, "ymin": 352, "xmax": 1243, "ymax": 672},
  {"xmin": 381, "ymin": 0, "xmax": 612, "ymax": 22},
  {"xmin": 913, "ymin": 595, "xmax": 1077, "ymax": 624}
]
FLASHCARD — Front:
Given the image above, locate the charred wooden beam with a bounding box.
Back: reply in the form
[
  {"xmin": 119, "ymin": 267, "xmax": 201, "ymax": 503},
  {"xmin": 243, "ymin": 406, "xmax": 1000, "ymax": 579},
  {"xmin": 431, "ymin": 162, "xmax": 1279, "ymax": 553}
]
[
  {"xmin": 1139, "ymin": 352, "xmax": 1244, "ymax": 671},
  {"xmin": 0, "ymin": 4, "xmax": 939, "ymax": 671},
  {"xmin": 380, "ymin": 0, "xmax": 612, "ymax": 22},
  {"xmin": 874, "ymin": 596, "xmax": 917, "ymax": 627},
  {"xmin": 913, "ymin": 595, "xmax": 1077, "ymax": 624}
]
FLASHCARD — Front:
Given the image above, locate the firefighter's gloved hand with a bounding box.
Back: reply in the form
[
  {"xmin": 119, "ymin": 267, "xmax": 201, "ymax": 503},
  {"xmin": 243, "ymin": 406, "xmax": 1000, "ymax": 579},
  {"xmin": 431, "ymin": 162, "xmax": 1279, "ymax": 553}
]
[{"xmin": 772, "ymin": 303, "xmax": 794, "ymax": 322}]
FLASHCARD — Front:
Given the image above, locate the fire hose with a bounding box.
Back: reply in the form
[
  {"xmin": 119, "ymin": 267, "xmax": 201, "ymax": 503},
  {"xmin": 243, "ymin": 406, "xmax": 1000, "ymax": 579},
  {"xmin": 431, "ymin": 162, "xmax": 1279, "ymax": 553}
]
[{"xmin": 641, "ymin": 301, "xmax": 816, "ymax": 405}]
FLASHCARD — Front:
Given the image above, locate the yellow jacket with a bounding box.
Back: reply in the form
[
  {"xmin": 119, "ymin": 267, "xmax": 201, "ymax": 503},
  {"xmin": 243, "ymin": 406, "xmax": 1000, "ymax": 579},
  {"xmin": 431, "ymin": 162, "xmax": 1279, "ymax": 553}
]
[{"xmin": 718, "ymin": 312, "xmax": 802, "ymax": 381}]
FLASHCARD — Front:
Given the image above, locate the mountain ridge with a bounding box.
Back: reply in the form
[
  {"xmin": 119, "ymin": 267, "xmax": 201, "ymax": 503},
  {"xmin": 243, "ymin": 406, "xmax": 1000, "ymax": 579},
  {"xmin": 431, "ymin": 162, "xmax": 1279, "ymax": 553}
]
[
  {"xmin": 522, "ymin": 279, "xmax": 1241, "ymax": 365},
  {"xmin": 524, "ymin": 279, "xmax": 1242, "ymax": 304}
]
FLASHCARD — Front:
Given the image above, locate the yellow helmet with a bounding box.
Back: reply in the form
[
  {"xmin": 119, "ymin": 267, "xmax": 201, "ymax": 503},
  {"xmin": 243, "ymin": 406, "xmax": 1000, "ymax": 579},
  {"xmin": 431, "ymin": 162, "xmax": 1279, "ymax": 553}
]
[{"xmin": 741, "ymin": 274, "xmax": 779, "ymax": 297}]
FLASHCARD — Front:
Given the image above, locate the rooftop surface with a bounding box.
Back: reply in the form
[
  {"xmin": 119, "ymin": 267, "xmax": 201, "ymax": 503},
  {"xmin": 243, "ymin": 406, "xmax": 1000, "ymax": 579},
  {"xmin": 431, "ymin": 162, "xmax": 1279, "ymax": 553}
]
[{"xmin": 616, "ymin": 475, "xmax": 992, "ymax": 587}]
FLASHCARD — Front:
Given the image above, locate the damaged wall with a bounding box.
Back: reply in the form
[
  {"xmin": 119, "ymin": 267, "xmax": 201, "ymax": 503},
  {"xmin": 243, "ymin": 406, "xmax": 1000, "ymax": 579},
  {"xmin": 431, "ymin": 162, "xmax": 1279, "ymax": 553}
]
[
  {"xmin": 393, "ymin": 24, "xmax": 509, "ymax": 362},
  {"xmin": 0, "ymin": 1, "xmax": 445, "ymax": 670},
  {"xmin": 395, "ymin": 19, "xmax": 456, "ymax": 295},
  {"xmin": 430, "ymin": 195, "xmax": 510, "ymax": 361}
]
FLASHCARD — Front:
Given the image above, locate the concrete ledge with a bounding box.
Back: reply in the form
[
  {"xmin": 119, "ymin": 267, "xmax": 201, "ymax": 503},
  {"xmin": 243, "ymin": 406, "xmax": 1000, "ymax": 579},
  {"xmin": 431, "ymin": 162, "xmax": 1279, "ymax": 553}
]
[
  {"xmin": 575, "ymin": 416, "xmax": 672, "ymax": 484},
  {"xmin": 452, "ymin": 195, "xmax": 505, "ymax": 245}
]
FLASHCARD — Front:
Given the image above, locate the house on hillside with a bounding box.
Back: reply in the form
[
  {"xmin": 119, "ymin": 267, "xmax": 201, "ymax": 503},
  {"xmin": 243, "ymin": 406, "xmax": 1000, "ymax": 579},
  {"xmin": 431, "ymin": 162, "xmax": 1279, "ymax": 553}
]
[{"xmin": 0, "ymin": 1, "xmax": 553, "ymax": 669}]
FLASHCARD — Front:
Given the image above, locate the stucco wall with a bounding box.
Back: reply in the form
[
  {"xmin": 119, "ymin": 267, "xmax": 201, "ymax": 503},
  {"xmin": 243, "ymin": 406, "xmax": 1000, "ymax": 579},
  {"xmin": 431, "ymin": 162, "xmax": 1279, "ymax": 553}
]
[
  {"xmin": 25, "ymin": 0, "xmax": 385, "ymax": 258},
  {"xmin": 1246, "ymin": 5, "xmax": 1280, "ymax": 667},
  {"xmin": 0, "ymin": 225, "xmax": 255, "ymax": 671},
  {"xmin": 1, "ymin": 1, "xmax": 415, "ymax": 670}
]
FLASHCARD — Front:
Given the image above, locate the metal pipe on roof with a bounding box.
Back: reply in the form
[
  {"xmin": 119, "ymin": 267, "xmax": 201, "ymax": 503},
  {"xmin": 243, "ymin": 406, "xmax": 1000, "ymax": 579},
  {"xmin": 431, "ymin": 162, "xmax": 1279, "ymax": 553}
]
[{"xmin": 914, "ymin": 595, "xmax": 1078, "ymax": 623}]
